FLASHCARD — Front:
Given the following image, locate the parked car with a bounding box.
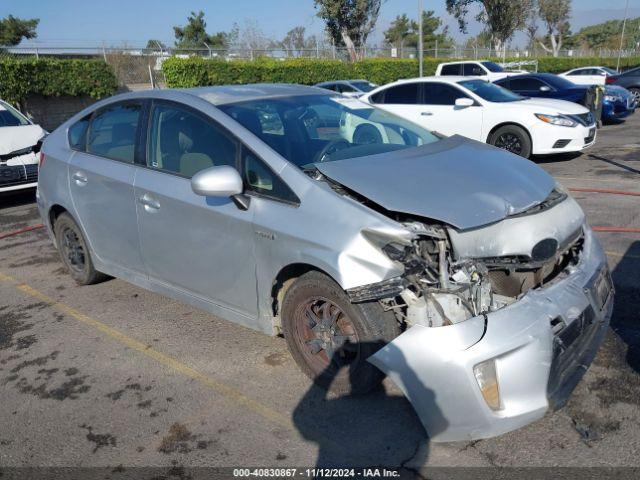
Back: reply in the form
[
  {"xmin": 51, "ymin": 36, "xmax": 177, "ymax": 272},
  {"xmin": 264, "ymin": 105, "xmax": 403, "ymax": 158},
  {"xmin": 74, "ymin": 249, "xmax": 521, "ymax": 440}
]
[
  {"xmin": 361, "ymin": 77, "xmax": 596, "ymax": 158},
  {"xmin": 606, "ymin": 66, "xmax": 640, "ymax": 104},
  {"xmin": 494, "ymin": 72, "xmax": 604, "ymax": 127},
  {"xmin": 0, "ymin": 100, "xmax": 47, "ymax": 193},
  {"xmin": 314, "ymin": 79, "xmax": 377, "ymax": 98},
  {"xmin": 38, "ymin": 84, "xmax": 613, "ymax": 442},
  {"xmin": 435, "ymin": 60, "xmax": 524, "ymax": 82},
  {"xmin": 602, "ymin": 85, "xmax": 637, "ymax": 123},
  {"xmin": 559, "ymin": 66, "xmax": 618, "ymax": 86}
]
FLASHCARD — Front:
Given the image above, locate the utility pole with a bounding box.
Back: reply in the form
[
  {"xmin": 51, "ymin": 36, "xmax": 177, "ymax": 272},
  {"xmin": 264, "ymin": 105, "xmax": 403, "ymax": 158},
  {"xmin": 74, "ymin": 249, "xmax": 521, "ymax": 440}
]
[
  {"xmin": 617, "ymin": 0, "xmax": 630, "ymax": 72},
  {"xmin": 418, "ymin": 0, "xmax": 424, "ymax": 76}
]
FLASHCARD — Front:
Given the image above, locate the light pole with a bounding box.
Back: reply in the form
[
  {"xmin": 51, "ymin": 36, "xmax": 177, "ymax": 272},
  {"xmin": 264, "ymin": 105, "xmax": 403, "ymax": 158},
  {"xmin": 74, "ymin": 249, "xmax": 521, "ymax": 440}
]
[
  {"xmin": 617, "ymin": 0, "xmax": 630, "ymax": 72},
  {"xmin": 418, "ymin": 0, "xmax": 424, "ymax": 76}
]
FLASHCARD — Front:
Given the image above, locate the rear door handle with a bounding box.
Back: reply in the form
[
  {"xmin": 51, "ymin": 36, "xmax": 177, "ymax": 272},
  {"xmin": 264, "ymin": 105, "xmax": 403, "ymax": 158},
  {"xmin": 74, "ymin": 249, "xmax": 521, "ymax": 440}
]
[
  {"xmin": 139, "ymin": 193, "xmax": 160, "ymax": 210},
  {"xmin": 72, "ymin": 171, "xmax": 87, "ymax": 185},
  {"xmin": 421, "ymin": 111, "xmax": 433, "ymax": 116}
]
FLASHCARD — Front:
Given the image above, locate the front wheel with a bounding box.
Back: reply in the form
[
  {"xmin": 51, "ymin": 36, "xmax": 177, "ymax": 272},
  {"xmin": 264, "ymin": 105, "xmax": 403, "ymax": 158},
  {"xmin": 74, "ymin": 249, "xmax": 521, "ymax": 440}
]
[
  {"xmin": 489, "ymin": 125, "xmax": 532, "ymax": 158},
  {"xmin": 281, "ymin": 271, "xmax": 398, "ymax": 395},
  {"xmin": 629, "ymin": 87, "xmax": 640, "ymax": 106}
]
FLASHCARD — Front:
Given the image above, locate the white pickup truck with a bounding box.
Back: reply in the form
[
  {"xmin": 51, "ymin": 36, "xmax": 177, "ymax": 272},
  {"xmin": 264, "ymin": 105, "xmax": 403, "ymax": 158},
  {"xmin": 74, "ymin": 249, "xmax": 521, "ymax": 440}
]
[{"xmin": 435, "ymin": 60, "xmax": 525, "ymax": 82}]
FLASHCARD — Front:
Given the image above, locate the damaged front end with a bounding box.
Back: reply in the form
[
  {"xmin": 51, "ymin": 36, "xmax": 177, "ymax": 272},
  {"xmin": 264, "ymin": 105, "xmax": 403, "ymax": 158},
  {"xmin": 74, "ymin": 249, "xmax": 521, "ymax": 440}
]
[{"xmin": 345, "ymin": 193, "xmax": 612, "ymax": 442}]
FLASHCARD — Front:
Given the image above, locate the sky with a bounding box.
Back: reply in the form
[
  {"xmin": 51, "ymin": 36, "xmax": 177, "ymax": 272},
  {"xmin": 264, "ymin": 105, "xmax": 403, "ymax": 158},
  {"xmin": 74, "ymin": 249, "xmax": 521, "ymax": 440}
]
[{"xmin": 2, "ymin": 0, "xmax": 639, "ymax": 48}]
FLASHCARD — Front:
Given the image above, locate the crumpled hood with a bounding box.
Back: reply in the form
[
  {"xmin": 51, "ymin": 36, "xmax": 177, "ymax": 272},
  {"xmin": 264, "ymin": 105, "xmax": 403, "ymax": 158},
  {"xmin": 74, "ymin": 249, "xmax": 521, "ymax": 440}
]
[
  {"xmin": 316, "ymin": 136, "xmax": 556, "ymax": 230},
  {"xmin": 0, "ymin": 124, "xmax": 46, "ymax": 155}
]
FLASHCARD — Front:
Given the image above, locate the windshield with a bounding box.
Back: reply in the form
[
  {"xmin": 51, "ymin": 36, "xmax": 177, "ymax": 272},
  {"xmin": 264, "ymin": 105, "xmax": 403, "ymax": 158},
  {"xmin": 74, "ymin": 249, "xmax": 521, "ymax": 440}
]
[
  {"xmin": 219, "ymin": 94, "xmax": 438, "ymax": 168},
  {"xmin": 350, "ymin": 81, "xmax": 376, "ymax": 92},
  {"xmin": 0, "ymin": 101, "xmax": 31, "ymax": 127},
  {"xmin": 481, "ymin": 61, "xmax": 504, "ymax": 73},
  {"xmin": 458, "ymin": 79, "xmax": 523, "ymax": 102}
]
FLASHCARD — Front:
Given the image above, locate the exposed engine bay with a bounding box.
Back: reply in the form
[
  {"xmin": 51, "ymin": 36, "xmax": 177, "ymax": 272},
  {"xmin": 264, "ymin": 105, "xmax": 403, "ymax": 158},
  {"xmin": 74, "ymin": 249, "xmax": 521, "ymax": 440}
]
[{"xmin": 346, "ymin": 203, "xmax": 585, "ymax": 329}]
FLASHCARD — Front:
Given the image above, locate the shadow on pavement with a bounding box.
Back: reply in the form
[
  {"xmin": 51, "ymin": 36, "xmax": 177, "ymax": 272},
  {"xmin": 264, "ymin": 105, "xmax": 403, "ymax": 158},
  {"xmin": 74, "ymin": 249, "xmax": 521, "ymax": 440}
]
[
  {"xmin": 532, "ymin": 151, "xmax": 583, "ymax": 164},
  {"xmin": 292, "ymin": 341, "xmax": 447, "ymax": 469},
  {"xmin": 610, "ymin": 241, "xmax": 640, "ymax": 374},
  {"xmin": 0, "ymin": 188, "xmax": 37, "ymax": 211}
]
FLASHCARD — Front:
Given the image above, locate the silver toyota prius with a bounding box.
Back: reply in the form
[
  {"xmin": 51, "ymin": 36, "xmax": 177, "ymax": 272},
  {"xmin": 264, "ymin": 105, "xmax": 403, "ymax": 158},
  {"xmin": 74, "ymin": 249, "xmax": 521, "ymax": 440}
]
[{"xmin": 37, "ymin": 84, "xmax": 613, "ymax": 442}]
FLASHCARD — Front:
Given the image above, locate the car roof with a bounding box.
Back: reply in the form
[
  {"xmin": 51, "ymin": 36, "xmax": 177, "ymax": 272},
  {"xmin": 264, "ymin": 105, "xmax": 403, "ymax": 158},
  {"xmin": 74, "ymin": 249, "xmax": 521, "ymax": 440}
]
[
  {"xmin": 184, "ymin": 83, "xmax": 332, "ymax": 105},
  {"xmin": 438, "ymin": 60, "xmax": 485, "ymax": 65},
  {"xmin": 391, "ymin": 76, "xmax": 475, "ymax": 84},
  {"xmin": 316, "ymin": 79, "xmax": 370, "ymax": 86}
]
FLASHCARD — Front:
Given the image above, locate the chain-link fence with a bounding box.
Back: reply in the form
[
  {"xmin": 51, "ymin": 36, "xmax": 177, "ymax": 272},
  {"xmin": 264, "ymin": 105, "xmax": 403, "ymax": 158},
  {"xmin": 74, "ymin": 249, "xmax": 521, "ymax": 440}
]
[{"xmin": 2, "ymin": 44, "xmax": 639, "ymax": 88}]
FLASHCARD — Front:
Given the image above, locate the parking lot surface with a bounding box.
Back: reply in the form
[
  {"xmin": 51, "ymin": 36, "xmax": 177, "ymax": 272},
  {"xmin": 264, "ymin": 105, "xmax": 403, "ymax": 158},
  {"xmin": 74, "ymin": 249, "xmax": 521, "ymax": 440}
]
[{"xmin": 1, "ymin": 115, "xmax": 639, "ymax": 472}]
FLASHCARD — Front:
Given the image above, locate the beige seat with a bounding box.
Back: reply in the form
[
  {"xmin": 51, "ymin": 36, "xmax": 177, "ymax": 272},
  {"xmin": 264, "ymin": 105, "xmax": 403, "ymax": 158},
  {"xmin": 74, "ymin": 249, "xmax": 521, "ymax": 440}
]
[{"xmin": 179, "ymin": 152, "xmax": 214, "ymax": 178}]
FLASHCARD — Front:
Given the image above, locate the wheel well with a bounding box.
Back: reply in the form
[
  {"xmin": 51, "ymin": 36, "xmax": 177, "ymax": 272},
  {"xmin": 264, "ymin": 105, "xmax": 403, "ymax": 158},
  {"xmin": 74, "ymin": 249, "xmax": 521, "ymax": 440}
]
[
  {"xmin": 49, "ymin": 204, "xmax": 68, "ymax": 228},
  {"xmin": 270, "ymin": 263, "xmax": 334, "ymax": 319},
  {"xmin": 486, "ymin": 122, "xmax": 532, "ymax": 145}
]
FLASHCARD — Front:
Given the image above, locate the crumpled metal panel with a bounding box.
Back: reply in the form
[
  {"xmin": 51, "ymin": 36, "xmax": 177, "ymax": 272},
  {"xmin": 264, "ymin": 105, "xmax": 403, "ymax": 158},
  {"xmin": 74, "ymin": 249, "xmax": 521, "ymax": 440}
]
[{"xmin": 315, "ymin": 135, "xmax": 556, "ymax": 230}]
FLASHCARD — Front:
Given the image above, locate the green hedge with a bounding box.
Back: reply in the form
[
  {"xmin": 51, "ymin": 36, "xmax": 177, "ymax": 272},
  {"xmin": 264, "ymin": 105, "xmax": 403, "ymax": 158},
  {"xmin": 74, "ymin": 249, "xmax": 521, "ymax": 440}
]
[
  {"xmin": 163, "ymin": 55, "xmax": 640, "ymax": 89},
  {"xmin": 0, "ymin": 58, "xmax": 118, "ymax": 105}
]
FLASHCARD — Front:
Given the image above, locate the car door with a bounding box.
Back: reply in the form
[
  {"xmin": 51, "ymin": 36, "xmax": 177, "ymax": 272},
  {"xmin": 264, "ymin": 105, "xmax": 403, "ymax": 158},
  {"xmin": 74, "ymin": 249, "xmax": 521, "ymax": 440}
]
[
  {"xmin": 133, "ymin": 100, "xmax": 258, "ymax": 318},
  {"xmin": 417, "ymin": 83, "xmax": 483, "ymax": 140},
  {"xmin": 68, "ymin": 100, "xmax": 146, "ymax": 277},
  {"xmin": 368, "ymin": 82, "xmax": 422, "ymax": 124}
]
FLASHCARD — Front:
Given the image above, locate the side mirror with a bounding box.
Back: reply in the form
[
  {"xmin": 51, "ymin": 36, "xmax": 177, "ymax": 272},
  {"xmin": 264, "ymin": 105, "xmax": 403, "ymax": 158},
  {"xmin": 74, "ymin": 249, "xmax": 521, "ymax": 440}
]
[
  {"xmin": 540, "ymin": 86, "xmax": 551, "ymax": 92},
  {"xmin": 191, "ymin": 165, "xmax": 243, "ymax": 197},
  {"xmin": 455, "ymin": 98, "xmax": 475, "ymax": 108}
]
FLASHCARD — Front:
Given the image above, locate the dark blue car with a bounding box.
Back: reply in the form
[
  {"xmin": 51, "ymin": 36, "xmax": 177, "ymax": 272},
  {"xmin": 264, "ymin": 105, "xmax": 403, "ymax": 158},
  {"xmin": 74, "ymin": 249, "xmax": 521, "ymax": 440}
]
[{"xmin": 494, "ymin": 72, "xmax": 635, "ymax": 123}]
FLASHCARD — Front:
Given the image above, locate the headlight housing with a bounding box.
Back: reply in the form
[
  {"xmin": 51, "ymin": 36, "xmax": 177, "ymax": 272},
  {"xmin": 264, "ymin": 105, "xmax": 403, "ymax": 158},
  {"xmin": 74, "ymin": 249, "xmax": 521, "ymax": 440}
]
[
  {"xmin": 604, "ymin": 95, "xmax": 622, "ymax": 102},
  {"xmin": 474, "ymin": 359, "xmax": 502, "ymax": 410},
  {"xmin": 535, "ymin": 113, "xmax": 577, "ymax": 127}
]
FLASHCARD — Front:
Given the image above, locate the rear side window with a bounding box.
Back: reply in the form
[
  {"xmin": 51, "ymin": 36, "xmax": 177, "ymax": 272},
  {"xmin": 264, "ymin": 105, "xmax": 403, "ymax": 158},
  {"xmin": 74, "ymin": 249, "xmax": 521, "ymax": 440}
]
[
  {"xmin": 440, "ymin": 64, "xmax": 461, "ymax": 76},
  {"xmin": 509, "ymin": 77, "xmax": 545, "ymax": 91},
  {"xmin": 68, "ymin": 116, "xmax": 90, "ymax": 151},
  {"xmin": 87, "ymin": 103, "xmax": 141, "ymax": 163},
  {"xmin": 379, "ymin": 83, "xmax": 419, "ymax": 104},
  {"xmin": 147, "ymin": 103, "xmax": 238, "ymax": 178}
]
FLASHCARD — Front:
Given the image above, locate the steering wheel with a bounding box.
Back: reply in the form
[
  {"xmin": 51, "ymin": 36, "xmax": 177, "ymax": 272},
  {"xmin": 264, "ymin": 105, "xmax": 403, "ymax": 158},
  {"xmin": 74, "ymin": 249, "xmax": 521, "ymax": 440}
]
[{"xmin": 314, "ymin": 140, "xmax": 351, "ymax": 163}]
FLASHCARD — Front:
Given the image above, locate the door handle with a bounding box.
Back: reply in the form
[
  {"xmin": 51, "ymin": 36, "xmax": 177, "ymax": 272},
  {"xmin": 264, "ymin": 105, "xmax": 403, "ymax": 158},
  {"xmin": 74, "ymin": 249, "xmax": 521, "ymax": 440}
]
[
  {"xmin": 139, "ymin": 193, "xmax": 160, "ymax": 210},
  {"xmin": 421, "ymin": 111, "xmax": 433, "ymax": 116},
  {"xmin": 72, "ymin": 171, "xmax": 88, "ymax": 185}
]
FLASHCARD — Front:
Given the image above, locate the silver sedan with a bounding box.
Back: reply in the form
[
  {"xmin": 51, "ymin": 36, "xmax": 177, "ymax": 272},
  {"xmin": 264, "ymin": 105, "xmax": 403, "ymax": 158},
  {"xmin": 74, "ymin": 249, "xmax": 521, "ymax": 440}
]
[{"xmin": 37, "ymin": 84, "xmax": 613, "ymax": 442}]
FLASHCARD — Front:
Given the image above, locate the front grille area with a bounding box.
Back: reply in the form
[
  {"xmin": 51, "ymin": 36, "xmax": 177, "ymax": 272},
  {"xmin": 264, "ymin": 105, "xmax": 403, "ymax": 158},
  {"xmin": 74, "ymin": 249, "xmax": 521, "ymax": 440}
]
[
  {"xmin": 0, "ymin": 164, "xmax": 38, "ymax": 188},
  {"xmin": 569, "ymin": 112, "xmax": 595, "ymax": 126}
]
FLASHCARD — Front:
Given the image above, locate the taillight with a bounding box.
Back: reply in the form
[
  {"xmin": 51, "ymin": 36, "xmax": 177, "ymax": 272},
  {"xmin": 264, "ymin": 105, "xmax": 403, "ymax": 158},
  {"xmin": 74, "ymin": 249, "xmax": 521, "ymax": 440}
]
[
  {"xmin": 38, "ymin": 152, "xmax": 45, "ymax": 170},
  {"xmin": 605, "ymin": 76, "xmax": 616, "ymax": 85}
]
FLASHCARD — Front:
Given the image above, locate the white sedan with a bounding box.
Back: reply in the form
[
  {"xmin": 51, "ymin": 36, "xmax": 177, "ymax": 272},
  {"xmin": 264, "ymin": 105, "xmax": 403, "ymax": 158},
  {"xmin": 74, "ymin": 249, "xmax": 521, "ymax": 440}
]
[
  {"xmin": 0, "ymin": 99, "xmax": 47, "ymax": 193},
  {"xmin": 559, "ymin": 66, "xmax": 618, "ymax": 86},
  {"xmin": 360, "ymin": 76, "xmax": 596, "ymax": 158}
]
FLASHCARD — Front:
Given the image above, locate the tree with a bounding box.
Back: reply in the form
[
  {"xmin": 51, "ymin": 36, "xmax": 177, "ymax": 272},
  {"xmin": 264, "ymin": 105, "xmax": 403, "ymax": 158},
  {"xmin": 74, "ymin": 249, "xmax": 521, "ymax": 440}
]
[
  {"xmin": 0, "ymin": 15, "xmax": 39, "ymax": 46},
  {"xmin": 524, "ymin": 1, "xmax": 539, "ymax": 52},
  {"xmin": 173, "ymin": 11, "xmax": 227, "ymax": 51},
  {"xmin": 568, "ymin": 17, "xmax": 640, "ymax": 50},
  {"xmin": 446, "ymin": 0, "xmax": 532, "ymax": 55},
  {"xmin": 383, "ymin": 11, "xmax": 453, "ymax": 56},
  {"xmin": 144, "ymin": 39, "xmax": 167, "ymax": 54},
  {"xmin": 313, "ymin": 0, "xmax": 383, "ymax": 61},
  {"xmin": 281, "ymin": 26, "xmax": 307, "ymax": 57},
  {"xmin": 537, "ymin": 0, "xmax": 570, "ymax": 57}
]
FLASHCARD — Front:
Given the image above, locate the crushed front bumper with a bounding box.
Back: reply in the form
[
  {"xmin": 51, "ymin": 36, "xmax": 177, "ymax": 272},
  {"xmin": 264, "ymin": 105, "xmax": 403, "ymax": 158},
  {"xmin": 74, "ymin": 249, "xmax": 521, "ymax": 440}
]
[{"xmin": 368, "ymin": 226, "xmax": 613, "ymax": 442}]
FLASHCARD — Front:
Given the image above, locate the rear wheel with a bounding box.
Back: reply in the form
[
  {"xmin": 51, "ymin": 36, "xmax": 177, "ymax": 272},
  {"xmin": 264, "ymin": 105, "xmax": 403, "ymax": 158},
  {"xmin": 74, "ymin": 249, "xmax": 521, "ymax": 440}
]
[
  {"xmin": 53, "ymin": 213, "xmax": 107, "ymax": 285},
  {"xmin": 281, "ymin": 271, "xmax": 398, "ymax": 395},
  {"xmin": 489, "ymin": 125, "xmax": 532, "ymax": 158}
]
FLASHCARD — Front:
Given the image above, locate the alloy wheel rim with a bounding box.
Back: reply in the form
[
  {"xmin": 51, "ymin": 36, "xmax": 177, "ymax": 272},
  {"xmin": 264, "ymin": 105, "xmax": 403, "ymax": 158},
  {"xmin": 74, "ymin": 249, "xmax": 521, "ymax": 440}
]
[
  {"xmin": 495, "ymin": 133, "xmax": 523, "ymax": 154},
  {"xmin": 293, "ymin": 297, "xmax": 359, "ymax": 376},
  {"xmin": 61, "ymin": 227, "xmax": 85, "ymax": 272}
]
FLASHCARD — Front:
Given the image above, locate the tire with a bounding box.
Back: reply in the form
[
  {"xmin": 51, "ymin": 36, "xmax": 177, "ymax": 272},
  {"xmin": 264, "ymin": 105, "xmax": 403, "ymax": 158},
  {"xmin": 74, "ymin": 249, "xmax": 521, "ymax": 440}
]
[
  {"xmin": 281, "ymin": 271, "xmax": 398, "ymax": 395},
  {"xmin": 53, "ymin": 212, "xmax": 107, "ymax": 285},
  {"xmin": 629, "ymin": 87, "xmax": 640, "ymax": 106},
  {"xmin": 489, "ymin": 125, "xmax": 532, "ymax": 159}
]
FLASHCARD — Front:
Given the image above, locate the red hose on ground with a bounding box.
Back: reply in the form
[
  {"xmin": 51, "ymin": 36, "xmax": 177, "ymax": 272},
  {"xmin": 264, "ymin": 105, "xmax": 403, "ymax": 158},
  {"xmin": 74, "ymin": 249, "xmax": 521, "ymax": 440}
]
[
  {"xmin": 592, "ymin": 226, "xmax": 640, "ymax": 233},
  {"xmin": 569, "ymin": 187, "xmax": 640, "ymax": 197},
  {"xmin": 0, "ymin": 224, "xmax": 44, "ymax": 240}
]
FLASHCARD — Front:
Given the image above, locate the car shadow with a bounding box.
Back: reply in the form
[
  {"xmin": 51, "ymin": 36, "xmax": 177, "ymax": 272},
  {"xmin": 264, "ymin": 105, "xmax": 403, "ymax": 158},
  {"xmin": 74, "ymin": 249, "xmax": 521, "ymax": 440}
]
[
  {"xmin": 588, "ymin": 154, "xmax": 640, "ymax": 175},
  {"xmin": 0, "ymin": 188, "xmax": 37, "ymax": 211},
  {"xmin": 609, "ymin": 241, "xmax": 640, "ymax": 374},
  {"xmin": 531, "ymin": 151, "xmax": 583, "ymax": 164},
  {"xmin": 292, "ymin": 341, "xmax": 447, "ymax": 469}
]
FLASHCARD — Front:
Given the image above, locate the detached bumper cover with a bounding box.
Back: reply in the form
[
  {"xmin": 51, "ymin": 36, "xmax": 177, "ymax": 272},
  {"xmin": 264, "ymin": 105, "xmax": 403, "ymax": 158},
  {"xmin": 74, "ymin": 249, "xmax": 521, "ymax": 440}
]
[{"xmin": 368, "ymin": 227, "xmax": 612, "ymax": 442}]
